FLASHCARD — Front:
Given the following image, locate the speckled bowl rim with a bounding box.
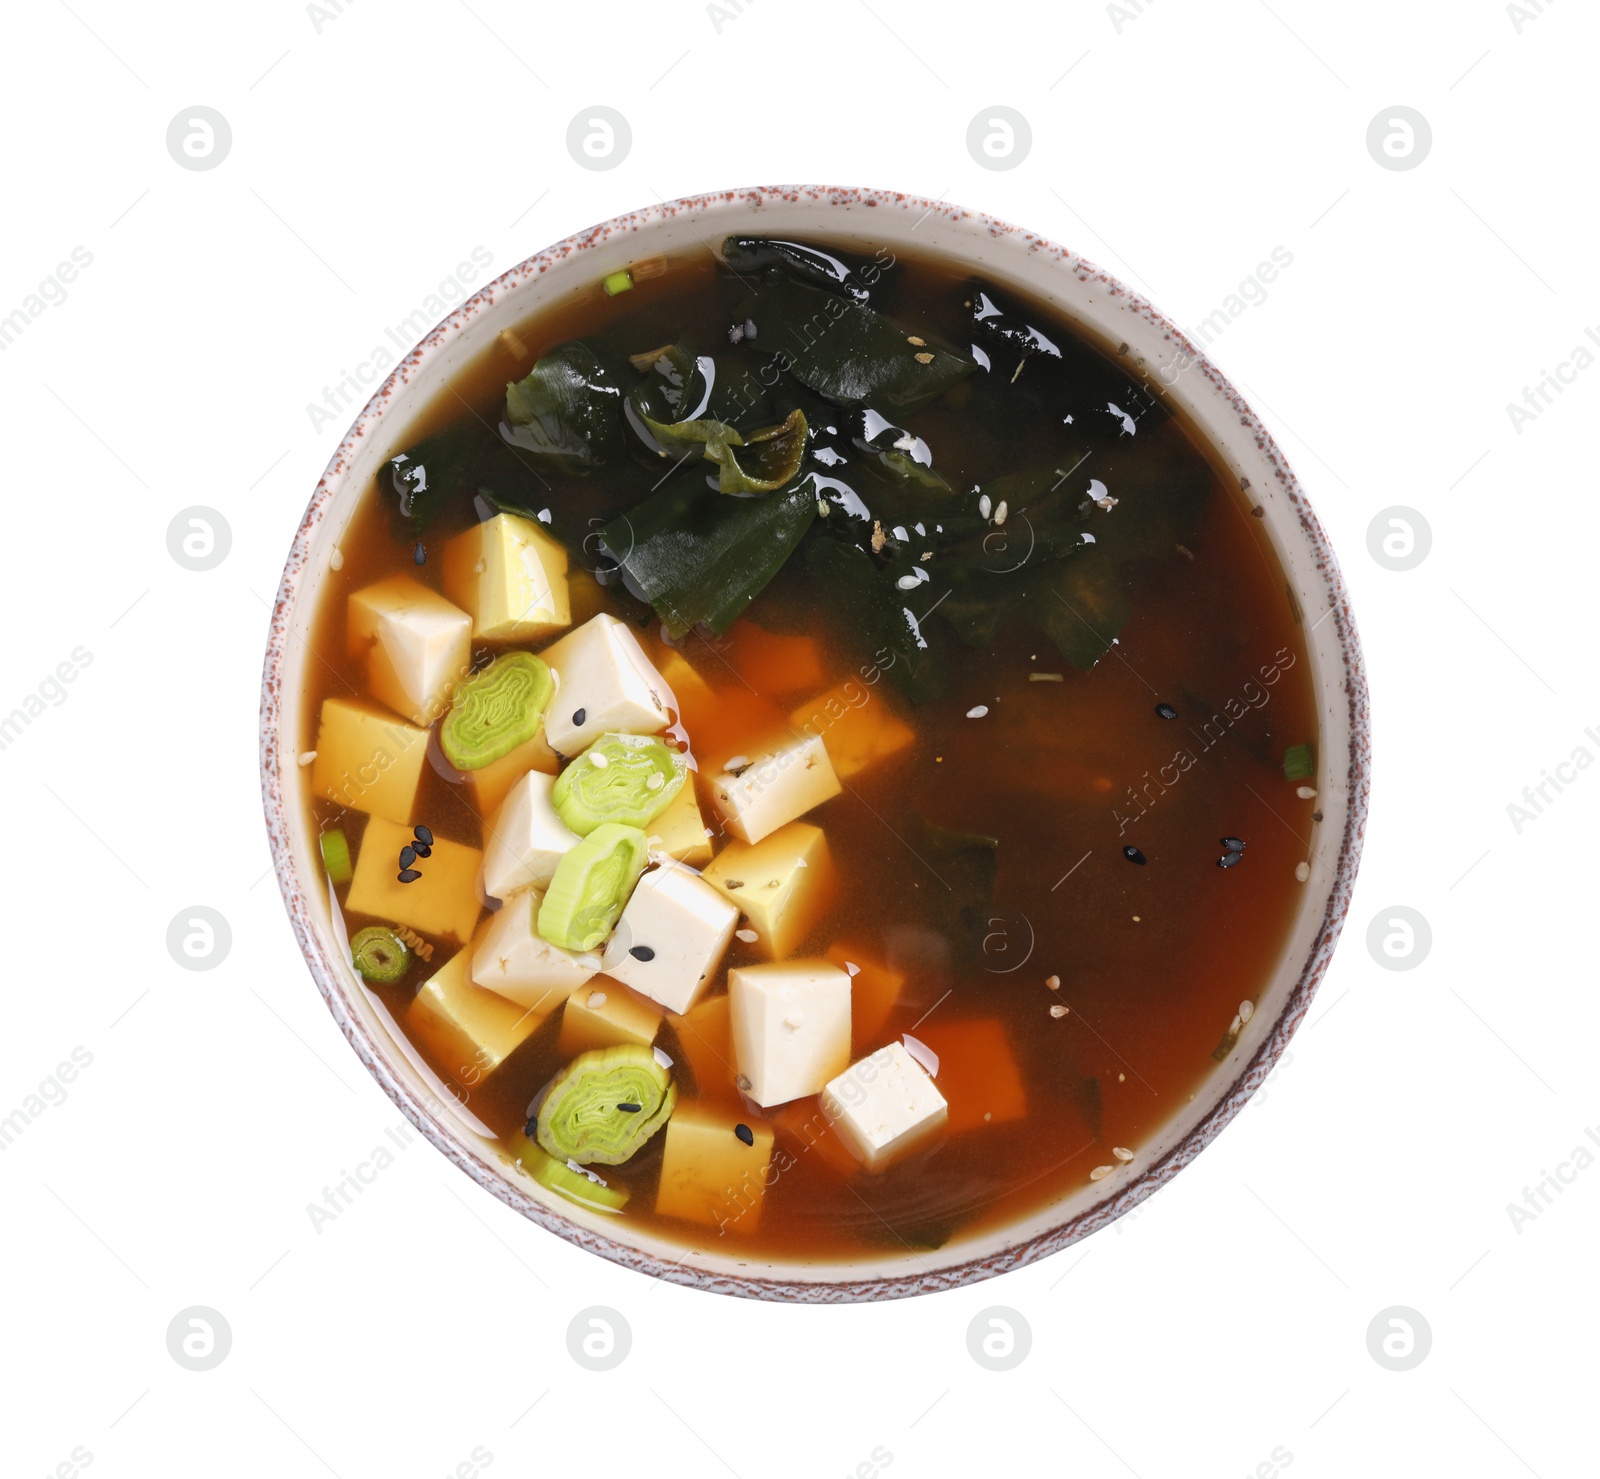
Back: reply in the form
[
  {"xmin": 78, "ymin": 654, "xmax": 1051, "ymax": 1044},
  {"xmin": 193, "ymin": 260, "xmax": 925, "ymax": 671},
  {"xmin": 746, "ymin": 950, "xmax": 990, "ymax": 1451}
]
[{"xmin": 261, "ymin": 184, "xmax": 1369, "ymax": 1302}]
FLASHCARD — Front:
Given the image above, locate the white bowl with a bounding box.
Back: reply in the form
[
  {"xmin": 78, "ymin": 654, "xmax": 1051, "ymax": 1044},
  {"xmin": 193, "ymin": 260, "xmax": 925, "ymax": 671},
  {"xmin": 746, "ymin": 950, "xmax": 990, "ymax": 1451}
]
[{"xmin": 260, "ymin": 186, "xmax": 1369, "ymax": 1301}]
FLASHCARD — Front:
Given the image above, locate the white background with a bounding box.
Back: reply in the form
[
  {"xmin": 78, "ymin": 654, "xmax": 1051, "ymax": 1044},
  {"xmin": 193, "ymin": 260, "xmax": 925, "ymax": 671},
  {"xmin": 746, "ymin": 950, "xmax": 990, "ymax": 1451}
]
[{"xmin": 1, "ymin": 1, "xmax": 1594, "ymax": 1475}]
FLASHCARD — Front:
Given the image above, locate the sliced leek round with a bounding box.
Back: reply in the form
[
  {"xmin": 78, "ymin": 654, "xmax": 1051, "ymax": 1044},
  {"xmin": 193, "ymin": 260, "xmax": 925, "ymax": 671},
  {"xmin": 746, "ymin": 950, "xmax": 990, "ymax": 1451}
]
[
  {"xmin": 535, "ymin": 1044, "xmax": 675, "ymax": 1166},
  {"xmin": 537, "ymin": 822, "xmax": 648, "ymax": 952},
  {"xmin": 552, "ymin": 732, "xmax": 687, "ymax": 835},
  {"xmin": 440, "ymin": 652, "xmax": 553, "ymax": 771},
  {"xmin": 513, "ymin": 1134, "xmax": 630, "ymax": 1211},
  {"xmin": 349, "ymin": 926, "xmax": 409, "ymax": 983}
]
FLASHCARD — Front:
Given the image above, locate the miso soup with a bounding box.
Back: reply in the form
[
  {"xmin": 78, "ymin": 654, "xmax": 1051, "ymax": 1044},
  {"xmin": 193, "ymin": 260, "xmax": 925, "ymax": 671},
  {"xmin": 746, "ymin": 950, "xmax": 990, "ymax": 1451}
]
[{"xmin": 293, "ymin": 234, "xmax": 1319, "ymax": 1261}]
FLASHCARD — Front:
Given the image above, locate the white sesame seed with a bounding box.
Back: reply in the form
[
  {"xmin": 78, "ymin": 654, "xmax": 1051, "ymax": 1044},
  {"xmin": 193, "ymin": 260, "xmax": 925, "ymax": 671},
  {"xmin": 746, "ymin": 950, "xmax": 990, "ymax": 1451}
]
[
  {"xmin": 897, "ymin": 574, "xmax": 921, "ymax": 590},
  {"xmin": 994, "ymin": 500, "xmax": 1008, "ymax": 526},
  {"xmin": 329, "ymin": 547, "xmax": 344, "ymax": 571},
  {"xmin": 1295, "ymin": 861, "xmax": 1311, "ymax": 882},
  {"xmin": 1090, "ymin": 1165, "xmax": 1114, "ymax": 1181},
  {"xmin": 978, "ymin": 494, "xmax": 992, "ymax": 519},
  {"xmin": 725, "ymin": 754, "xmax": 749, "ymax": 773},
  {"xmin": 588, "ymin": 752, "xmax": 609, "ymax": 768},
  {"xmin": 646, "ymin": 772, "xmax": 665, "ymax": 791},
  {"xmin": 736, "ymin": 928, "xmax": 758, "ymax": 943},
  {"xmin": 1112, "ymin": 1146, "xmax": 1134, "ymax": 1161},
  {"xmin": 842, "ymin": 960, "xmax": 860, "ymax": 976},
  {"xmin": 587, "ymin": 991, "xmax": 607, "ymax": 1009},
  {"xmin": 1297, "ymin": 786, "xmax": 1317, "ymax": 799},
  {"xmin": 1228, "ymin": 1014, "xmax": 1242, "ymax": 1035},
  {"xmin": 1049, "ymin": 1004, "xmax": 1069, "ymax": 1018},
  {"xmin": 1118, "ymin": 1073, "xmax": 1125, "ymax": 1083},
  {"xmin": 783, "ymin": 1012, "xmax": 806, "ymax": 1030},
  {"xmin": 1239, "ymin": 1000, "xmax": 1254, "ymax": 1023},
  {"xmin": 1046, "ymin": 974, "xmax": 1061, "ymax": 989},
  {"xmin": 967, "ymin": 705, "xmax": 989, "ymax": 719},
  {"xmin": 298, "ymin": 750, "xmax": 318, "ymax": 767},
  {"xmin": 653, "ymin": 1046, "xmax": 674, "ymax": 1069}
]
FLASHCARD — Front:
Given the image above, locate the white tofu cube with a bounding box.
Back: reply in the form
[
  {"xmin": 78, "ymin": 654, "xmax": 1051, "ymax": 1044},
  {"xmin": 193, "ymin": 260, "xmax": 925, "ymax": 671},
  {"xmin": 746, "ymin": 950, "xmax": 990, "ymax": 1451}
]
[
  {"xmin": 347, "ymin": 574, "xmax": 472, "ymax": 726},
  {"xmin": 601, "ymin": 862, "xmax": 739, "ymax": 1014},
  {"xmin": 481, "ymin": 770, "xmax": 581, "ymax": 902},
  {"xmin": 822, "ymin": 1042, "xmax": 948, "ymax": 1171},
  {"xmin": 539, "ymin": 614, "xmax": 674, "ymax": 755},
  {"xmin": 727, "ymin": 960, "xmax": 852, "ymax": 1109},
  {"xmin": 471, "ymin": 887, "xmax": 597, "ymax": 1013},
  {"xmin": 708, "ymin": 731, "xmax": 841, "ymax": 845}
]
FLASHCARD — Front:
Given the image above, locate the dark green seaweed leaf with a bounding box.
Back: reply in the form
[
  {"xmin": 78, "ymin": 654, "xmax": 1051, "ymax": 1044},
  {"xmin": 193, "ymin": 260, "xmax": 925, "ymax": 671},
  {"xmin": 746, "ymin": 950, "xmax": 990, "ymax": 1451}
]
[
  {"xmin": 721, "ymin": 237, "xmax": 896, "ymax": 304},
  {"xmin": 599, "ymin": 474, "xmax": 818, "ymax": 637},
  {"xmin": 910, "ymin": 815, "xmax": 999, "ymax": 963},
  {"xmin": 503, "ymin": 341, "xmax": 626, "ymax": 471},
  {"xmin": 735, "ymin": 277, "xmax": 974, "ymax": 412}
]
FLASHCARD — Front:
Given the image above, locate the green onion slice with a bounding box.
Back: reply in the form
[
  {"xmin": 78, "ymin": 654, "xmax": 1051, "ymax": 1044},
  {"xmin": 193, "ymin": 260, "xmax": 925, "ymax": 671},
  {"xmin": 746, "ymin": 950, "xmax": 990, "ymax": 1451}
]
[
  {"xmin": 440, "ymin": 652, "xmax": 554, "ymax": 771},
  {"xmin": 1283, "ymin": 742, "xmax": 1314, "ymax": 781},
  {"xmin": 320, "ymin": 828, "xmax": 353, "ymax": 886},
  {"xmin": 350, "ymin": 926, "xmax": 410, "ymax": 983},
  {"xmin": 552, "ymin": 732, "xmax": 687, "ymax": 835},
  {"xmin": 535, "ymin": 1044, "xmax": 675, "ymax": 1166},
  {"xmin": 514, "ymin": 1134, "xmax": 630, "ymax": 1211},
  {"xmin": 537, "ymin": 823, "xmax": 648, "ymax": 952}
]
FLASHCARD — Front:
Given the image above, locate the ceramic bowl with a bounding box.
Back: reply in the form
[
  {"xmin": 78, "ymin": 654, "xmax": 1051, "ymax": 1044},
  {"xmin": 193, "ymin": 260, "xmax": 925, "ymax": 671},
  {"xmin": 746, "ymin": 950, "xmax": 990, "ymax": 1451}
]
[{"xmin": 260, "ymin": 185, "xmax": 1368, "ymax": 1301}]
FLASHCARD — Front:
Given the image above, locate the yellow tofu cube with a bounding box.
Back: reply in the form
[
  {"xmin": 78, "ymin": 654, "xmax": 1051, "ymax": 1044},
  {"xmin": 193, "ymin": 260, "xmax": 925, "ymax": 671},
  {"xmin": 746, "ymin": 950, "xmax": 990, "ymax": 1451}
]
[
  {"xmin": 347, "ymin": 574, "xmax": 472, "ymax": 725},
  {"xmin": 646, "ymin": 779, "xmax": 713, "ymax": 867},
  {"xmin": 702, "ymin": 821, "xmax": 836, "ymax": 959},
  {"xmin": 790, "ymin": 682, "xmax": 915, "ymax": 780},
  {"xmin": 706, "ymin": 731, "xmax": 841, "ymax": 845},
  {"xmin": 654, "ymin": 1102, "xmax": 777, "ymax": 1235},
  {"xmin": 405, "ymin": 935, "xmax": 543, "ymax": 1088},
  {"xmin": 557, "ymin": 979, "xmax": 663, "ymax": 1057},
  {"xmin": 826, "ymin": 942, "xmax": 907, "ymax": 1051},
  {"xmin": 666, "ymin": 994, "xmax": 741, "ymax": 1108},
  {"xmin": 442, "ymin": 512, "xmax": 571, "ymax": 643},
  {"xmin": 310, "ymin": 697, "xmax": 430, "ymax": 825},
  {"xmin": 653, "ymin": 647, "xmax": 718, "ymax": 735},
  {"xmin": 463, "ymin": 731, "xmax": 561, "ymax": 819},
  {"xmin": 345, "ymin": 817, "xmax": 482, "ymax": 945}
]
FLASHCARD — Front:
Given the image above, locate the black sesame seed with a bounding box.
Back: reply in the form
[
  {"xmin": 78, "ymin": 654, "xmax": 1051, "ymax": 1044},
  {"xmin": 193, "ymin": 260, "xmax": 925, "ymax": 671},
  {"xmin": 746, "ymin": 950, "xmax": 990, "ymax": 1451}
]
[
  {"xmin": 734, "ymin": 1123, "xmax": 755, "ymax": 1146},
  {"xmin": 572, "ymin": 707, "xmax": 587, "ymax": 727},
  {"xmin": 411, "ymin": 842, "xmax": 432, "ymax": 858},
  {"xmin": 616, "ymin": 1102, "xmax": 642, "ymax": 1113},
  {"xmin": 629, "ymin": 945, "xmax": 656, "ymax": 961},
  {"xmin": 397, "ymin": 868, "xmax": 422, "ymax": 883},
  {"xmin": 413, "ymin": 541, "xmax": 427, "ymax": 564},
  {"xmin": 524, "ymin": 1116, "xmax": 538, "ymax": 1138},
  {"xmin": 1155, "ymin": 702, "xmax": 1178, "ymax": 720},
  {"xmin": 414, "ymin": 825, "xmax": 434, "ymax": 845},
  {"xmin": 1220, "ymin": 836, "xmax": 1246, "ymax": 853},
  {"xmin": 1122, "ymin": 846, "xmax": 1147, "ymax": 865},
  {"xmin": 399, "ymin": 845, "xmax": 417, "ymax": 868},
  {"xmin": 1217, "ymin": 851, "xmax": 1244, "ymax": 869}
]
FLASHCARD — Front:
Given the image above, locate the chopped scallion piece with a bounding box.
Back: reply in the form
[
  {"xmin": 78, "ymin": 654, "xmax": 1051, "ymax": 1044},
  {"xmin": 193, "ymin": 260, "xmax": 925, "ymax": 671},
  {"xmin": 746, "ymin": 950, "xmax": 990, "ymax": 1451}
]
[
  {"xmin": 440, "ymin": 651, "xmax": 554, "ymax": 771},
  {"xmin": 552, "ymin": 732, "xmax": 686, "ymax": 835},
  {"xmin": 537, "ymin": 823, "xmax": 648, "ymax": 952},
  {"xmin": 514, "ymin": 1135, "xmax": 630, "ymax": 1212},
  {"xmin": 1283, "ymin": 743, "xmax": 1314, "ymax": 781},
  {"xmin": 349, "ymin": 926, "xmax": 410, "ymax": 983},
  {"xmin": 535, "ymin": 1044, "xmax": 675, "ymax": 1165},
  {"xmin": 602, "ymin": 269, "xmax": 634, "ymax": 296},
  {"xmin": 320, "ymin": 828, "xmax": 353, "ymax": 886}
]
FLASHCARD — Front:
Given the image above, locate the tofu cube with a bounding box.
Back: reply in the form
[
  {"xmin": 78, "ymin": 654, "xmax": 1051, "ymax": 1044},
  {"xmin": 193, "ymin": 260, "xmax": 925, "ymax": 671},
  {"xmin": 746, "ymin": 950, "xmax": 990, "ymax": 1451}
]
[
  {"xmin": 645, "ymin": 780, "xmax": 713, "ymax": 867},
  {"xmin": 790, "ymin": 682, "xmax": 915, "ymax": 780},
  {"xmin": 405, "ymin": 934, "xmax": 543, "ymax": 1088},
  {"xmin": 310, "ymin": 697, "xmax": 430, "ymax": 825},
  {"xmin": 651, "ymin": 647, "xmax": 718, "ymax": 735},
  {"xmin": 345, "ymin": 817, "xmax": 482, "ymax": 945},
  {"xmin": 347, "ymin": 574, "xmax": 472, "ymax": 726},
  {"xmin": 730, "ymin": 621, "xmax": 824, "ymax": 697},
  {"xmin": 601, "ymin": 862, "xmax": 738, "ymax": 1014},
  {"xmin": 481, "ymin": 770, "xmax": 581, "ymax": 902},
  {"xmin": 702, "ymin": 822, "xmax": 836, "ymax": 959},
  {"xmin": 913, "ymin": 1019, "xmax": 1026, "ymax": 1134},
  {"xmin": 666, "ymin": 994, "xmax": 741, "ymax": 1108},
  {"xmin": 690, "ymin": 689, "xmax": 789, "ymax": 777},
  {"xmin": 654, "ymin": 1102, "xmax": 776, "ymax": 1234},
  {"xmin": 442, "ymin": 511, "xmax": 571, "ymax": 643},
  {"xmin": 557, "ymin": 979, "xmax": 663, "ymax": 1057},
  {"xmin": 464, "ymin": 730, "xmax": 561, "ymax": 819},
  {"xmin": 707, "ymin": 731, "xmax": 841, "ymax": 845},
  {"xmin": 822, "ymin": 1042, "xmax": 948, "ymax": 1171},
  {"xmin": 539, "ymin": 614, "xmax": 673, "ymax": 754},
  {"xmin": 825, "ymin": 941, "xmax": 907, "ymax": 1050},
  {"xmin": 727, "ymin": 959, "xmax": 852, "ymax": 1108},
  {"xmin": 470, "ymin": 887, "xmax": 596, "ymax": 1013}
]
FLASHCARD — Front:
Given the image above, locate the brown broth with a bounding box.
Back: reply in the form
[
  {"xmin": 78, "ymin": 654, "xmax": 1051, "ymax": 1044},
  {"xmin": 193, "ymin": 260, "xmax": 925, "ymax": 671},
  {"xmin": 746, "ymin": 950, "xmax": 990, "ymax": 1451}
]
[{"xmin": 296, "ymin": 239, "xmax": 1319, "ymax": 1262}]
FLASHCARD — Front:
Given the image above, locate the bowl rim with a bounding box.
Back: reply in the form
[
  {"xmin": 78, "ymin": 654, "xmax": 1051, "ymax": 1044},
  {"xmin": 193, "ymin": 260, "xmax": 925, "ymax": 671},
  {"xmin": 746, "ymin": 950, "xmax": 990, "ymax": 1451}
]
[{"xmin": 260, "ymin": 183, "xmax": 1370, "ymax": 1301}]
